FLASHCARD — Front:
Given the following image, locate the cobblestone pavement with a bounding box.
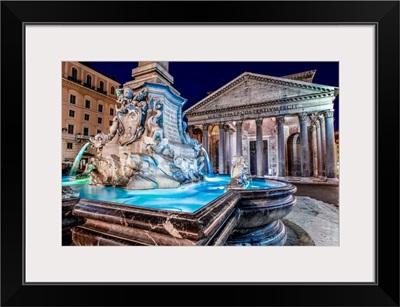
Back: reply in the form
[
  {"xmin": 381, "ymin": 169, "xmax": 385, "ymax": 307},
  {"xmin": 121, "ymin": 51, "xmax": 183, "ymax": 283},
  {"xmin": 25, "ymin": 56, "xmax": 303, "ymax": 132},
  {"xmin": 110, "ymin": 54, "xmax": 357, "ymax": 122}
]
[{"xmin": 284, "ymin": 196, "xmax": 339, "ymax": 246}]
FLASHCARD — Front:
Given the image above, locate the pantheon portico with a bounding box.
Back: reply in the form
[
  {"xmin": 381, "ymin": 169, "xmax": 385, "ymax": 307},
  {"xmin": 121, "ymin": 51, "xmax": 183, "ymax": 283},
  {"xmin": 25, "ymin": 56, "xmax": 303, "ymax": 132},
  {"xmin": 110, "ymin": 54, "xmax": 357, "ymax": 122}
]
[{"xmin": 185, "ymin": 70, "xmax": 339, "ymax": 181}]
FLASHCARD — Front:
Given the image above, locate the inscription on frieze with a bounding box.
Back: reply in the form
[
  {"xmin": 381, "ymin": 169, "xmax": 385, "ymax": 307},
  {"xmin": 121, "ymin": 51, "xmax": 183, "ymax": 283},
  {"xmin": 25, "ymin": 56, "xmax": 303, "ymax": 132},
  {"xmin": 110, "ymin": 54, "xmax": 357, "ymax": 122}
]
[
  {"xmin": 163, "ymin": 102, "xmax": 181, "ymax": 143},
  {"xmin": 207, "ymin": 104, "xmax": 299, "ymax": 119}
]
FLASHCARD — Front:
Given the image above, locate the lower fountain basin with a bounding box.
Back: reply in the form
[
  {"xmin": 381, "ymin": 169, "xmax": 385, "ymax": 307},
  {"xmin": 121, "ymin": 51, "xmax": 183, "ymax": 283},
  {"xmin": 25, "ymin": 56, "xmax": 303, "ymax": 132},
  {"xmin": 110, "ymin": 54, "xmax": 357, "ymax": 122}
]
[{"xmin": 67, "ymin": 177, "xmax": 297, "ymax": 246}]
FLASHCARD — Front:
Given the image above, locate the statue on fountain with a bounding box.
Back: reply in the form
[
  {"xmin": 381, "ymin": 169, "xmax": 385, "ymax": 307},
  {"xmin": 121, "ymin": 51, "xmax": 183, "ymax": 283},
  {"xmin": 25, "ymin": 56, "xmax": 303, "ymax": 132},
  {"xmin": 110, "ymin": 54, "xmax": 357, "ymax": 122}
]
[
  {"xmin": 226, "ymin": 156, "xmax": 250, "ymax": 189},
  {"xmin": 87, "ymin": 83, "xmax": 206, "ymax": 189}
]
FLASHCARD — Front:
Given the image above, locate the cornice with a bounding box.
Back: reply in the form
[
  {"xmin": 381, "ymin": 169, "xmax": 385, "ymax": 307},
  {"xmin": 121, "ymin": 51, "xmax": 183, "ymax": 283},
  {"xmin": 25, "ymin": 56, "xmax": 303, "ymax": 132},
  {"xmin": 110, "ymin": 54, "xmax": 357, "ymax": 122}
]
[
  {"xmin": 281, "ymin": 69, "xmax": 317, "ymax": 82},
  {"xmin": 76, "ymin": 62, "xmax": 121, "ymax": 85}
]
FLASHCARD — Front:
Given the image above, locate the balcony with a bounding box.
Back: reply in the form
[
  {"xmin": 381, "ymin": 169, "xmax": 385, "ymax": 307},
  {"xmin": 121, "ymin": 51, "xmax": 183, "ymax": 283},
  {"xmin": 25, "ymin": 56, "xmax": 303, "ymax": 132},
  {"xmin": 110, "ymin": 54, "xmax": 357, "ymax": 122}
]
[
  {"xmin": 96, "ymin": 88, "xmax": 107, "ymax": 95},
  {"xmin": 74, "ymin": 134, "xmax": 90, "ymax": 142},
  {"xmin": 67, "ymin": 76, "xmax": 82, "ymax": 84},
  {"xmin": 83, "ymin": 83, "xmax": 96, "ymax": 90}
]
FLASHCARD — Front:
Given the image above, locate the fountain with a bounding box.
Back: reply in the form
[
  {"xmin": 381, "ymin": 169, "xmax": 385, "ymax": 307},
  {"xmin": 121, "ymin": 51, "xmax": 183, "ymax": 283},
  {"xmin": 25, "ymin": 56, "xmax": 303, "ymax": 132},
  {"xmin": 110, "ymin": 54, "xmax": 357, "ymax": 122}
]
[{"xmin": 63, "ymin": 82, "xmax": 297, "ymax": 246}]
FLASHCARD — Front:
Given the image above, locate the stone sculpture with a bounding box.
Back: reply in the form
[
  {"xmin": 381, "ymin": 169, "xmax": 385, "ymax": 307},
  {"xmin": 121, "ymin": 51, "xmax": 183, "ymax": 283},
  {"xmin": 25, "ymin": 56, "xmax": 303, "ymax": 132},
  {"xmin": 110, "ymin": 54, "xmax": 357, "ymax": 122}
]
[
  {"xmin": 226, "ymin": 156, "xmax": 250, "ymax": 189},
  {"xmin": 88, "ymin": 82, "xmax": 205, "ymax": 189}
]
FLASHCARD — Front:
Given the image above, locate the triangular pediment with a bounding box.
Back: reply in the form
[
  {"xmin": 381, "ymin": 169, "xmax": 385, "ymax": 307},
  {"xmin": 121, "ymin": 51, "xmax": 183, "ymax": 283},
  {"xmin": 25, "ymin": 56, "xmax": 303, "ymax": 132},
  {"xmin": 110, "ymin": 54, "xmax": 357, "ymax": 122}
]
[{"xmin": 185, "ymin": 72, "xmax": 337, "ymax": 115}]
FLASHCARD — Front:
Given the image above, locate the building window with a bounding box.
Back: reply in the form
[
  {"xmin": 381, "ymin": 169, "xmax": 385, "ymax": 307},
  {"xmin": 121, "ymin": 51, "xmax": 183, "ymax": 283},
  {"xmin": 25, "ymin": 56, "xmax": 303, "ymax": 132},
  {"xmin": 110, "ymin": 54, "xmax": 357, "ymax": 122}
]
[
  {"xmin": 110, "ymin": 108, "xmax": 114, "ymax": 116},
  {"xmin": 85, "ymin": 100, "xmax": 91, "ymax": 109},
  {"xmin": 67, "ymin": 124, "xmax": 74, "ymax": 134},
  {"xmin": 69, "ymin": 110, "xmax": 75, "ymax": 117},
  {"xmin": 86, "ymin": 75, "xmax": 92, "ymax": 87},
  {"xmin": 99, "ymin": 81, "xmax": 104, "ymax": 91},
  {"xmin": 97, "ymin": 117, "xmax": 102, "ymax": 124},
  {"xmin": 83, "ymin": 127, "xmax": 89, "ymax": 136},
  {"xmin": 97, "ymin": 130, "xmax": 102, "ymax": 134},
  {"xmin": 111, "ymin": 86, "xmax": 115, "ymax": 95},
  {"xmin": 67, "ymin": 142, "xmax": 73, "ymax": 149},
  {"xmin": 109, "ymin": 120, "xmax": 113, "ymax": 126},
  {"xmin": 71, "ymin": 67, "xmax": 78, "ymax": 80},
  {"xmin": 98, "ymin": 104, "xmax": 103, "ymax": 112},
  {"xmin": 70, "ymin": 94, "xmax": 76, "ymax": 104},
  {"xmin": 84, "ymin": 114, "xmax": 90, "ymax": 121}
]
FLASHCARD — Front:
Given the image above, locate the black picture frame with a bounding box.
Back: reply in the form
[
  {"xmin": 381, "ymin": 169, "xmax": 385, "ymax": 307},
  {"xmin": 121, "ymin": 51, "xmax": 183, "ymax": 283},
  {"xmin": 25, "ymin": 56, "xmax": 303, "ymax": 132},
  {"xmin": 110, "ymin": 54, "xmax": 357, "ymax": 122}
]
[{"xmin": 1, "ymin": 1, "xmax": 399, "ymax": 306}]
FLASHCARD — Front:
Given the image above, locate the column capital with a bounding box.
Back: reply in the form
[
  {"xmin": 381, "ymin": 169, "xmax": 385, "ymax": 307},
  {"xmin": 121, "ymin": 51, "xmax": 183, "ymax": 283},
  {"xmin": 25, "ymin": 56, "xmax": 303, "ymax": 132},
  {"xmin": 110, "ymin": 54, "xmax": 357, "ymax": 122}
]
[
  {"xmin": 318, "ymin": 114, "xmax": 325, "ymax": 124},
  {"xmin": 203, "ymin": 123, "xmax": 210, "ymax": 130},
  {"xmin": 314, "ymin": 121, "xmax": 320, "ymax": 129},
  {"xmin": 324, "ymin": 110, "xmax": 334, "ymax": 118},
  {"xmin": 310, "ymin": 112, "xmax": 318, "ymax": 121},
  {"xmin": 235, "ymin": 121, "xmax": 243, "ymax": 128},
  {"xmin": 218, "ymin": 123, "xmax": 225, "ymax": 129},
  {"xmin": 255, "ymin": 118, "xmax": 263, "ymax": 126},
  {"xmin": 298, "ymin": 112, "xmax": 308, "ymax": 122},
  {"xmin": 276, "ymin": 115, "xmax": 285, "ymax": 124}
]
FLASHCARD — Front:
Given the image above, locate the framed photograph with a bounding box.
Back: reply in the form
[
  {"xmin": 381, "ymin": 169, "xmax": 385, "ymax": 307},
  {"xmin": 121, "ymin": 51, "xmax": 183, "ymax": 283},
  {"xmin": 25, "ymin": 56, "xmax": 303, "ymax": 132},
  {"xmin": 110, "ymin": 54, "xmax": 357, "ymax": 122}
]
[{"xmin": 2, "ymin": 1, "xmax": 398, "ymax": 306}]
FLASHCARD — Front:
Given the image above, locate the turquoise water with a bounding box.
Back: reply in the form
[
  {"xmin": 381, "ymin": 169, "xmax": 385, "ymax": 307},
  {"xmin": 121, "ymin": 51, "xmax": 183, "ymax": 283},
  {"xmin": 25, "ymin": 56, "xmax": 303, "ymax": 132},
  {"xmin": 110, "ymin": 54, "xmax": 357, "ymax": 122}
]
[{"xmin": 62, "ymin": 174, "xmax": 282, "ymax": 213}]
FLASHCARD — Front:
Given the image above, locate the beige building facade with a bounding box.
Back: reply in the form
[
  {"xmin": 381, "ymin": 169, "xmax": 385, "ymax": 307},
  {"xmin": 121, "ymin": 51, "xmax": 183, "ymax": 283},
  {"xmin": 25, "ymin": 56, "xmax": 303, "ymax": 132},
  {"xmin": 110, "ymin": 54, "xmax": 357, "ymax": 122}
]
[
  {"xmin": 185, "ymin": 70, "xmax": 339, "ymax": 182},
  {"xmin": 61, "ymin": 62, "xmax": 121, "ymax": 171}
]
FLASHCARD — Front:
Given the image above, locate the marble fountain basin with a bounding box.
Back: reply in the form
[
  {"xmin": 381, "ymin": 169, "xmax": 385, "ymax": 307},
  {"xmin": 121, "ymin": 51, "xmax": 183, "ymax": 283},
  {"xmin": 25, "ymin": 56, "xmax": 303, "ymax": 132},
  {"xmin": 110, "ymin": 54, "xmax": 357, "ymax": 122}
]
[{"xmin": 63, "ymin": 175, "xmax": 297, "ymax": 246}]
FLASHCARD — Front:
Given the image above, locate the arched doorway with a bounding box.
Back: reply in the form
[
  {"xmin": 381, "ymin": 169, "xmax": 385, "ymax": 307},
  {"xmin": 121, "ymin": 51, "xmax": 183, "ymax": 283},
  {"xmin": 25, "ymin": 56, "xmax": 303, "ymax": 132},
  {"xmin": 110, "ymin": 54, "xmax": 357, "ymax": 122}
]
[{"xmin": 287, "ymin": 133, "xmax": 301, "ymax": 176}]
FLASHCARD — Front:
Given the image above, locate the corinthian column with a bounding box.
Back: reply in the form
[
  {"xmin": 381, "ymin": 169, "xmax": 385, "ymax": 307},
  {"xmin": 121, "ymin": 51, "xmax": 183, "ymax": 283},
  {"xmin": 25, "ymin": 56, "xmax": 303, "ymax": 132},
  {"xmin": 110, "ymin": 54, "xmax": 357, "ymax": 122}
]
[
  {"xmin": 324, "ymin": 110, "xmax": 337, "ymax": 178},
  {"xmin": 202, "ymin": 124, "xmax": 210, "ymax": 173},
  {"xmin": 218, "ymin": 123, "xmax": 225, "ymax": 174},
  {"xmin": 319, "ymin": 115, "xmax": 327, "ymax": 177},
  {"xmin": 311, "ymin": 124, "xmax": 318, "ymax": 177},
  {"xmin": 315, "ymin": 121, "xmax": 323, "ymax": 177},
  {"xmin": 256, "ymin": 118, "xmax": 264, "ymax": 177},
  {"xmin": 235, "ymin": 121, "xmax": 243, "ymax": 156},
  {"xmin": 276, "ymin": 115, "xmax": 286, "ymax": 177},
  {"xmin": 299, "ymin": 112, "xmax": 310, "ymax": 177},
  {"xmin": 202, "ymin": 124, "xmax": 209, "ymax": 152},
  {"xmin": 224, "ymin": 124, "xmax": 230, "ymax": 174}
]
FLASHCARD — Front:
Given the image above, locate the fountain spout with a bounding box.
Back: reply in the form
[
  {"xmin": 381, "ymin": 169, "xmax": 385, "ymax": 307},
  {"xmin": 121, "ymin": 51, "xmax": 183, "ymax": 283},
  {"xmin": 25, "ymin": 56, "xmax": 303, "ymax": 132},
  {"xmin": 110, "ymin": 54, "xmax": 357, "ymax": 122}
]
[
  {"xmin": 201, "ymin": 147, "xmax": 214, "ymax": 176},
  {"xmin": 69, "ymin": 142, "xmax": 90, "ymax": 176}
]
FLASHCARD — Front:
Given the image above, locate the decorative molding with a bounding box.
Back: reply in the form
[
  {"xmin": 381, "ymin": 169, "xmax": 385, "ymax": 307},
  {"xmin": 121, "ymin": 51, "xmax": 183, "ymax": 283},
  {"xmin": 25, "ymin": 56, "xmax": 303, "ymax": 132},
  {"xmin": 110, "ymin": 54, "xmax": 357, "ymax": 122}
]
[
  {"xmin": 63, "ymin": 78, "xmax": 116, "ymax": 101},
  {"xmin": 318, "ymin": 115, "xmax": 325, "ymax": 124}
]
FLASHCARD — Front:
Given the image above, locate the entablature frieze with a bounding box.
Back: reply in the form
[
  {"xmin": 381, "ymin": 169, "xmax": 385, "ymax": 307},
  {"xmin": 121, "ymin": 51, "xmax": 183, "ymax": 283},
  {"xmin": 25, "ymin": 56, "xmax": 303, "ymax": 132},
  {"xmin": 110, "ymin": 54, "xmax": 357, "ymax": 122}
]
[
  {"xmin": 186, "ymin": 100, "xmax": 334, "ymax": 126},
  {"xmin": 186, "ymin": 92, "xmax": 335, "ymax": 119}
]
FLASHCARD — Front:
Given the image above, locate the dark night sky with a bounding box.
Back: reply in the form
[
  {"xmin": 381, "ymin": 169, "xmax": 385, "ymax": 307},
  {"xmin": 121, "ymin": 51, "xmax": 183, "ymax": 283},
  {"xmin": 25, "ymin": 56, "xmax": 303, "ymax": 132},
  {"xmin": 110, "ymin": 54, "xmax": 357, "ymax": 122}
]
[{"xmin": 85, "ymin": 61, "xmax": 339, "ymax": 130}]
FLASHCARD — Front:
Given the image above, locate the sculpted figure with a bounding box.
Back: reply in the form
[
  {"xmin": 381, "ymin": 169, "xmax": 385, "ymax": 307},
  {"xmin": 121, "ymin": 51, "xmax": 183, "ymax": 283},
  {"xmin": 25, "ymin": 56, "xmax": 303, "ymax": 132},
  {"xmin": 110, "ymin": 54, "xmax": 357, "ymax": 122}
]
[
  {"xmin": 227, "ymin": 156, "xmax": 250, "ymax": 188},
  {"xmin": 87, "ymin": 84, "xmax": 207, "ymax": 189}
]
